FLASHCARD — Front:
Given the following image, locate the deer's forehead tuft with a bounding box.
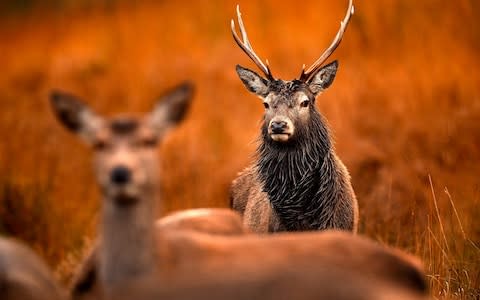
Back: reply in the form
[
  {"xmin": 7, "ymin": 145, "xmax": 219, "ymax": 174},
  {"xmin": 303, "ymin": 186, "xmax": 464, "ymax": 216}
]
[
  {"xmin": 269, "ymin": 80, "xmax": 309, "ymax": 96},
  {"xmin": 266, "ymin": 80, "xmax": 313, "ymax": 105},
  {"xmin": 109, "ymin": 117, "xmax": 139, "ymax": 135}
]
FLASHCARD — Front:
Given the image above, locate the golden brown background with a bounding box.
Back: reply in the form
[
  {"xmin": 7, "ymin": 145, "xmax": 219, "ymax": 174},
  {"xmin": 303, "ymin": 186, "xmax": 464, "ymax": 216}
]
[{"xmin": 0, "ymin": 0, "xmax": 479, "ymax": 298}]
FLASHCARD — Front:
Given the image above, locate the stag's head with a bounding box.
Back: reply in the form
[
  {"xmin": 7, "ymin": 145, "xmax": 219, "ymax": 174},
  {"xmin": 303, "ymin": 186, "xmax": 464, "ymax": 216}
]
[
  {"xmin": 50, "ymin": 83, "xmax": 193, "ymax": 205},
  {"xmin": 232, "ymin": 1, "xmax": 354, "ymax": 144}
]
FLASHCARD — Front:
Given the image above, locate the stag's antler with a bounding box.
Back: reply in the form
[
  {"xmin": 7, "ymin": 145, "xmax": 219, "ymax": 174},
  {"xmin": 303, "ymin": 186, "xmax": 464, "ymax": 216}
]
[
  {"xmin": 299, "ymin": 0, "xmax": 354, "ymax": 82},
  {"xmin": 231, "ymin": 5, "xmax": 274, "ymax": 80}
]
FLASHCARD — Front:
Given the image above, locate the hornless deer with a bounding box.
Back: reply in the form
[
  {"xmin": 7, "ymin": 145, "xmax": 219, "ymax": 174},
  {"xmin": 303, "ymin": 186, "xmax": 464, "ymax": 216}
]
[
  {"xmin": 70, "ymin": 210, "xmax": 247, "ymax": 300},
  {"xmin": 69, "ymin": 209, "xmax": 247, "ymax": 300},
  {"xmin": 230, "ymin": 0, "xmax": 358, "ymax": 233},
  {"xmin": 0, "ymin": 237, "xmax": 66, "ymax": 300},
  {"xmin": 51, "ymin": 82, "xmax": 428, "ymax": 300},
  {"xmin": 50, "ymin": 84, "xmax": 246, "ymax": 300}
]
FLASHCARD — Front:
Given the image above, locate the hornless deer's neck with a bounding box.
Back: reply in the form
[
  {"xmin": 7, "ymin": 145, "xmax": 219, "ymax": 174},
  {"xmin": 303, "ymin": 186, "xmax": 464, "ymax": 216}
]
[{"xmin": 100, "ymin": 186, "xmax": 159, "ymax": 289}]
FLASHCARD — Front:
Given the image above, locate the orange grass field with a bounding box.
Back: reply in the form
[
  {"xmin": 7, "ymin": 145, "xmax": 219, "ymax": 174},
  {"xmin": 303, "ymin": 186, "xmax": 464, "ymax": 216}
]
[{"xmin": 0, "ymin": 0, "xmax": 479, "ymax": 298}]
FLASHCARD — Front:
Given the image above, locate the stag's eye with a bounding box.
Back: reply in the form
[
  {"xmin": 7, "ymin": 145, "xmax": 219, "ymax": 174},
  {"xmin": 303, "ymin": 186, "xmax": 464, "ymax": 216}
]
[
  {"xmin": 300, "ymin": 100, "xmax": 310, "ymax": 108},
  {"xmin": 263, "ymin": 102, "xmax": 270, "ymax": 109}
]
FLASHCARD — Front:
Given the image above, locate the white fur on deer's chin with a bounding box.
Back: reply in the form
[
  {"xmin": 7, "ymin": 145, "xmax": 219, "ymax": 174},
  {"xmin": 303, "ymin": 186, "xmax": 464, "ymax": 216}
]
[
  {"xmin": 270, "ymin": 133, "xmax": 290, "ymax": 142},
  {"xmin": 108, "ymin": 186, "xmax": 140, "ymax": 206}
]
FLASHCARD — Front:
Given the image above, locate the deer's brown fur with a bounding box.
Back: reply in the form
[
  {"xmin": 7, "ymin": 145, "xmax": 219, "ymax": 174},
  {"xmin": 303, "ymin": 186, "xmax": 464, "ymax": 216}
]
[
  {"xmin": 113, "ymin": 230, "xmax": 428, "ymax": 300},
  {"xmin": 231, "ymin": 153, "xmax": 358, "ymax": 233},
  {"xmin": 69, "ymin": 208, "xmax": 248, "ymax": 300},
  {"xmin": 0, "ymin": 237, "xmax": 66, "ymax": 300}
]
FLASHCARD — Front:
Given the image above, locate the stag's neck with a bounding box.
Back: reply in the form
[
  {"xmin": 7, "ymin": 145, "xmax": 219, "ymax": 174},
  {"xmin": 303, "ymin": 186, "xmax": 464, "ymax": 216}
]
[
  {"xmin": 258, "ymin": 111, "xmax": 332, "ymax": 173},
  {"xmin": 100, "ymin": 188, "xmax": 159, "ymax": 289},
  {"xmin": 257, "ymin": 111, "xmax": 336, "ymax": 230}
]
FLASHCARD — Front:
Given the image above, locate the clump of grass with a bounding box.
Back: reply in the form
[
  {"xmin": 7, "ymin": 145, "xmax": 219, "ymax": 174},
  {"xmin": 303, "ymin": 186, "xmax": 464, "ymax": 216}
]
[
  {"xmin": 54, "ymin": 236, "xmax": 94, "ymax": 285},
  {"xmin": 0, "ymin": 175, "xmax": 95, "ymax": 271},
  {"xmin": 423, "ymin": 177, "xmax": 480, "ymax": 299},
  {"xmin": 0, "ymin": 178, "xmax": 56, "ymax": 256}
]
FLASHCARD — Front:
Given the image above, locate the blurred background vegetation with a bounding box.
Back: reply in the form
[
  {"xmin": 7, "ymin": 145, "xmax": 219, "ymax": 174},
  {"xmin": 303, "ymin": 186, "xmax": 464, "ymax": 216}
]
[{"xmin": 0, "ymin": 0, "xmax": 479, "ymax": 298}]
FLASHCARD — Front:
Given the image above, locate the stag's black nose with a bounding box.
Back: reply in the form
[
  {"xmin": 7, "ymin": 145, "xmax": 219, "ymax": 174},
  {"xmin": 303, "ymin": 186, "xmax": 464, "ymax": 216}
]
[
  {"xmin": 110, "ymin": 166, "xmax": 131, "ymax": 185},
  {"xmin": 270, "ymin": 121, "xmax": 288, "ymax": 134}
]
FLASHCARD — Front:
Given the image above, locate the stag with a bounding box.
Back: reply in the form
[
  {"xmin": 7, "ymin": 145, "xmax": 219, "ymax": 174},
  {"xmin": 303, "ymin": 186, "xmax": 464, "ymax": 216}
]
[{"xmin": 230, "ymin": 0, "xmax": 358, "ymax": 233}]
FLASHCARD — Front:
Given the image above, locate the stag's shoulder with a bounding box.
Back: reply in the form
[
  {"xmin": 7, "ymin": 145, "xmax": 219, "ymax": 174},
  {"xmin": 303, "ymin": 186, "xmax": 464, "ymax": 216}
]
[
  {"xmin": 230, "ymin": 165, "xmax": 262, "ymax": 212},
  {"xmin": 231, "ymin": 164, "xmax": 259, "ymax": 190}
]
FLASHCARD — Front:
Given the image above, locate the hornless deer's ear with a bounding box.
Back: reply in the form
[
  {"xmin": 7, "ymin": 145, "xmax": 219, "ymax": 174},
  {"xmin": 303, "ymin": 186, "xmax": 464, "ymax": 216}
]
[
  {"xmin": 235, "ymin": 65, "xmax": 269, "ymax": 97},
  {"xmin": 147, "ymin": 82, "xmax": 194, "ymax": 138},
  {"xmin": 50, "ymin": 90, "xmax": 103, "ymax": 143},
  {"xmin": 307, "ymin": 60, "xmax": 338, "ymax": 96}
]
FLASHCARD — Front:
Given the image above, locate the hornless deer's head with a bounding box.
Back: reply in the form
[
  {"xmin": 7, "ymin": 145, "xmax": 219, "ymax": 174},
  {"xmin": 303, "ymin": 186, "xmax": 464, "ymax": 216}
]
[
  {"xmin": 50, "ymin": 83, "xmax": 193, "ymax": 205},
  {"xmin": 232, "ymin": 0, "xmax": 354, "ymax": 144}
]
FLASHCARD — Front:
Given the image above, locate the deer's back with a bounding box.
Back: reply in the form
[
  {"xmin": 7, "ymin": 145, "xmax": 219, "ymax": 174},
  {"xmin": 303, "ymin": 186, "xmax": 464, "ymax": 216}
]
[
  {"xmin": 0, "ymin": 238, "xmax": 66, "ymax": 300},
  {"xmin": 115, "ymin": 269, "xmax": 427, "ymax": 300},
  {"xmin": 151, "ymin": 230, "xmax": 428, "ymax": 300},
  {"xmin": 156, "ymin": 208, "xmax": 248, "ymax": 235},
  {"xmin": 72, "ymin": 227, "xmax": 428, "ymax": 300}
]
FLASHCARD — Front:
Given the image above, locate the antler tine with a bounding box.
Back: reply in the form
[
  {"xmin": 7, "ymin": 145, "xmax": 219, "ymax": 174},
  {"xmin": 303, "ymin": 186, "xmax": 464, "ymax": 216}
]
[
  {"xmin": 300, "ymin": 0, "xmax": 354, "ymax": 82},
  {"xmin": 231, "ymin": 5, "xmax": 273, "ymax": 79}
]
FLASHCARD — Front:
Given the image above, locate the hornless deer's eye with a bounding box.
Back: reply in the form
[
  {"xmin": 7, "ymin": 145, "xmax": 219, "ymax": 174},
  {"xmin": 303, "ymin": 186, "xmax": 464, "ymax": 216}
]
[
  {"xmin": 93, "ymin": 140, "xmax": 108, "ymax": 151},
  {"xmin": 300, "ymin": 100, "xmax": 310, "ymax": 108},
  {"xmin": 140, "ymin": 137, "xmax": 157, "ymax": 147},
  {"xmin": 263, "ymin": 102, "xmax": 270, "ymax": 109}
]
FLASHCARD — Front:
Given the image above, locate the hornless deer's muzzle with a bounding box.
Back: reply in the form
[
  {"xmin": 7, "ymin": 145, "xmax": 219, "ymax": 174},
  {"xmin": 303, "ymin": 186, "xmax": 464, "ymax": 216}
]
[{"xmin": 110, "ymin": 166, "xmax": 132, "ymax": 185}]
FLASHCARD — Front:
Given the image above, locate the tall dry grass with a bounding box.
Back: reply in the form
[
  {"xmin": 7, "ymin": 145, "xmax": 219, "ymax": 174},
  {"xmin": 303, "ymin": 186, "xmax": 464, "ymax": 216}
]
[{"xmin": 0, "ymin": 0, "xmax": 478, "ymax": 298}]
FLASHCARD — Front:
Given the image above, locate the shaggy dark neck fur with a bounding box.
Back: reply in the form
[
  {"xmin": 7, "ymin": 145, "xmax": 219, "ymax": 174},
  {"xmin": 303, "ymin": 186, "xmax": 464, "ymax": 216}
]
[{"xmin": 257, "ymin": 108, "xmax": 338, "ymax": 231}]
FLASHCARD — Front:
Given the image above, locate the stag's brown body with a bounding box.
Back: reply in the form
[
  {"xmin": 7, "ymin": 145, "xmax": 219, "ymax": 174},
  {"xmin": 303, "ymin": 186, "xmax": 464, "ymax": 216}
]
[
  {"xmin": 230, "ymin": 1, "xmax": 358, "ymax": 233},
  {"xmin": 231, "ymin": 154, "xmax": 358, "ymax": 233}
]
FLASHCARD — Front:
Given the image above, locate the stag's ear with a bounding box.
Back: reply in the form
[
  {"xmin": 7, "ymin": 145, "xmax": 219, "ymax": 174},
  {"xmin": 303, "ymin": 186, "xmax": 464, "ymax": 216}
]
[
  {"xmin": 50, "ymin": 91, "xmax": 103, "ymax": 143},
  {"xmin": 307, "ymin": 61, "xmax": 338, "ymax": 95},
  {"xmin": 147, "ymin": 82, "xmax": 194, "ymax": 138},
  {"xmin": 236, "ymin": 65, "xmax": 269, "ymax": 97}
]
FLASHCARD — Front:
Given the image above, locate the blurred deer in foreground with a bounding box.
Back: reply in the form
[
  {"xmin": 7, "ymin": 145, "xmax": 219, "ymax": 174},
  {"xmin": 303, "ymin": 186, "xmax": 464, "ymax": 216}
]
[
  {"xmin": 50, "ymin": 83, "xmax": 247, "ymax": 300},
  {"xmin": 51, "ymin": 82, "xmax": 428, "ymax": 300},
  {"xmin": 0, "ymin": 237, "xmax": 66, "ymax": 300},
  {"xmin": 68, "ymin": 209, "xmax": 246, "ymax": 300},
  {"xmin": 230, "ymin": 0, "xmax": 358, "ymax": 233}
]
